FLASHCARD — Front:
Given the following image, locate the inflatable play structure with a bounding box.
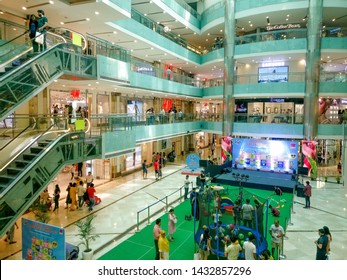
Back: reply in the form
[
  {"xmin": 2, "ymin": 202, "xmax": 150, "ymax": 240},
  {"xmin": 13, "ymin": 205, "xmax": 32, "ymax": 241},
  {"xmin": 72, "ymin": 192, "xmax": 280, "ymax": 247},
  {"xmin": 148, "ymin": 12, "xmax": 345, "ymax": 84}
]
[{"xmin": 191, "ymin": 186, "xmax": 287, "ymax": 259}]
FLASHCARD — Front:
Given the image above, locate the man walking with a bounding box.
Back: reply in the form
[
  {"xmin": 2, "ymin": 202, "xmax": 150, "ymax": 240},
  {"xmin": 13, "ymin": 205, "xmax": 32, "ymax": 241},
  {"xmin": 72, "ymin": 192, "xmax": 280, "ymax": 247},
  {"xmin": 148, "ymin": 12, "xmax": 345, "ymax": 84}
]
[{"xmin": 303, "ymin": 180, "xmax": 312, "ymax": 208}]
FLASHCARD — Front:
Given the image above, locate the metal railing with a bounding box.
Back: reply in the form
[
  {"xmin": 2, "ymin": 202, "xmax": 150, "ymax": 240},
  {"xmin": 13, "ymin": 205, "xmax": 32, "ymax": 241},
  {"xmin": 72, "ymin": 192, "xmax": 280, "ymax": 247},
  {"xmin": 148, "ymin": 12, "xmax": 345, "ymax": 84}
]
[{"xmin": 136, "ymin": 185, "xmax": 185, "ymax": 232}]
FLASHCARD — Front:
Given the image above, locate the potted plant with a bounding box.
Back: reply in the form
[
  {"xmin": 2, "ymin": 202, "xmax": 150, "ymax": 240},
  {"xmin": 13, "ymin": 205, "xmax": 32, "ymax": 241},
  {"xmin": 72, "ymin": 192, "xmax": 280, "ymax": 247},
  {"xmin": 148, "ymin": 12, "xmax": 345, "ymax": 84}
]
[
  {"xmin": 75, "ymin": 214, "xmax": 99, "ymax": 260},
  {"xmin": 336, "ymin": 176, "xmax": 341, "ymax": 184},
  {"xmin": 324, "ymin": 176, "xmax": 328, "ymax": 182}
]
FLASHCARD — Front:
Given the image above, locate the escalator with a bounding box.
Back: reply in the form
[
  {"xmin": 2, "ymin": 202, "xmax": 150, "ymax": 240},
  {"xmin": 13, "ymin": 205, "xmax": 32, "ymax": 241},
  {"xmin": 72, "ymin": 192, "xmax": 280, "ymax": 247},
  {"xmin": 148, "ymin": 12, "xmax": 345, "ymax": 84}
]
[
  {"xmin": 0, "ymin": 130, "xmax": 102, "ymax": 237},
  {"xmin": 0, "ymin": 40, "xmax": 97, "ymax": 121}
]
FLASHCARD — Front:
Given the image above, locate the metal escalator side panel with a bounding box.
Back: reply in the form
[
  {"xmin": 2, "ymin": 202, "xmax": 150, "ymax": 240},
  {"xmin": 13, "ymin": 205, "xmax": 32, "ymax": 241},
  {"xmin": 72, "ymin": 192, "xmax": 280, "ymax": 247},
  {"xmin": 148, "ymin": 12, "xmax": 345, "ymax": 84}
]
[
  {"xmin": 0, "ymin": 43, "xmax": 93, "ymax": 122},
  {"xmin": 0, "ymin": 131, "xmax": 94, "ymax": 238}
]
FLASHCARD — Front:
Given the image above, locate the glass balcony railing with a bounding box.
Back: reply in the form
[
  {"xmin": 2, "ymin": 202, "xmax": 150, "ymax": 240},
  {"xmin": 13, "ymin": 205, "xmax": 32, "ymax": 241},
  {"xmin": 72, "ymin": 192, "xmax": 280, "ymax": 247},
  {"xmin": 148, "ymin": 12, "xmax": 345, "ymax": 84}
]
[
  {"xmin": 174, "ymin": 0, "xmax": 201, "ymax": 20},
  {"xmin": 131, "ymin": 57, "xmax": 195, "ymax": 85},
  {"xmin": 131, "ymin": 8, "xmax": 202, "ymax": 55},
  {"xmin": 201, "ymin": 71, "xmax": 346, "ymax": 87},
  {"xmin": 86, "ymin": 33, "xmax": 130, "ymax": 62}
]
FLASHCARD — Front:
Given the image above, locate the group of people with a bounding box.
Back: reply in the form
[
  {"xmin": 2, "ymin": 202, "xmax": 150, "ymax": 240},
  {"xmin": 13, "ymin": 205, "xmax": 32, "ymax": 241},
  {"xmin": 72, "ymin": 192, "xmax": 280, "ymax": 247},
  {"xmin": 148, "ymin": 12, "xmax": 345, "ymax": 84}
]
[
  {"xmin": 41, "ymin": 171, "xmax": 96, "ymax": 213},
  {"xmin": 28, "ymin": 9, "xmax": 48, "ymax": 53},
  {"xmin": 315, "ymin": 226, "xmax": 332, "ymax": 260},
  {"xmin": 142, "ymin": 152, "xmax": 169, "ymax": 180},
  {"xmin": 64, "ymin": 172, "xmax": 96, "ymax": 212},
  {"xmin": 153, "ymin": 208, "xmax": 178, "ymax": 260},
  {"xmin": 196, "ymin": 218, "xmax": 283, "ymax": 260}
]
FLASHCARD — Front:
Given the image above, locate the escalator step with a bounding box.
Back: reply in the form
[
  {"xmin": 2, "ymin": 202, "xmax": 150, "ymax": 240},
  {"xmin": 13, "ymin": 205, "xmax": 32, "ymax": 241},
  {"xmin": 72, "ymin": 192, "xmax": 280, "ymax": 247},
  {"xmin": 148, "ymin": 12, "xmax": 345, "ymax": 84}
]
[
  {"xmin": 15, "ymin": 160, "xmax": 31, "ymax": 167},
  {"xmin": 0, "ymin": 175, "xmax": 15, "ymax": 183},
  {"xmin": 38, "ymin": 142, "xmax": 49, "ymax": 147},
  {"xmin": 30, "ymin": 147, "xmax": 44, "ymax": 154},
  {"xmin": 23, "ymin": 153, "xmax": 37, "ymax": 160},
  {"xmin": 7, "ymin": 167, "xmax": 23, "ymax": 175}
]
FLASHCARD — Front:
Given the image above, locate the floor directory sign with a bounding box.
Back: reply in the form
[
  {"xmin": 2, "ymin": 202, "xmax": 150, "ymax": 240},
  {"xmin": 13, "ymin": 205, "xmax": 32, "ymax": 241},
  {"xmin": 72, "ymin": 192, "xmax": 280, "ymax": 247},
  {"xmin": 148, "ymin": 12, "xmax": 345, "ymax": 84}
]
[
  {"xmin": 22, "ymin": 218, "xmax": 65, "ymax": 260},
  {"xmin": 232, "ymin": 139, "xmax": 298, "ymax": 173}
]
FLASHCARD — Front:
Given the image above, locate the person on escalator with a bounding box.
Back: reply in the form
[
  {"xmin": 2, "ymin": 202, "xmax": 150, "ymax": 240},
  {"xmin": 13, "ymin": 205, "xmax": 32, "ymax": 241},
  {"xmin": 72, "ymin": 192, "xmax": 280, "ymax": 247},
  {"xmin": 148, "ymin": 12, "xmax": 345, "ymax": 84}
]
[
  {"xmin": 28, "ymin": 14, "xmax": 38, "ymax": 53},
  {"xmin": 37, "ymin": 10, "xmax": 48, "ymax": 51}
]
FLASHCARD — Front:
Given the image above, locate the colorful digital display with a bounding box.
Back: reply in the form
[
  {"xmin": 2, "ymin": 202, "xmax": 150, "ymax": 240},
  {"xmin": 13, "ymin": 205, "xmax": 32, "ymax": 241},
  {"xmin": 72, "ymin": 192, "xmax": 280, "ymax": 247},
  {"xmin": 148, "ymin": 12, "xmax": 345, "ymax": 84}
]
[
  {"xmin": 302, "ymin": 140, "xmax": 317, "ymax": 178},
  {"xmin": 221, "ymin": 136, "xmax": 232, "ymax": 164},
  {"xmin": 232, "ymin": 139, "xmax": 298, "ymax": 173},
  {"xmin": 22, "ymin": 218, "xmax": 65, "ymax": 260}
]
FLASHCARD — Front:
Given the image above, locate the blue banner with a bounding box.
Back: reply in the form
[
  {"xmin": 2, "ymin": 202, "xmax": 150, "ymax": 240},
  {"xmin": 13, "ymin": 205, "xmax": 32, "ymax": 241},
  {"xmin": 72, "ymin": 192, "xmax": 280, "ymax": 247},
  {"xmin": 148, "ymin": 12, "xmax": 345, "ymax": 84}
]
[
  {"xmin": 22, "ymin": 218, "xmax": 65, "ymax": 260},
  {"xmin": 232, "ymin": 139, "xmax": 298, "ymax": 174}
]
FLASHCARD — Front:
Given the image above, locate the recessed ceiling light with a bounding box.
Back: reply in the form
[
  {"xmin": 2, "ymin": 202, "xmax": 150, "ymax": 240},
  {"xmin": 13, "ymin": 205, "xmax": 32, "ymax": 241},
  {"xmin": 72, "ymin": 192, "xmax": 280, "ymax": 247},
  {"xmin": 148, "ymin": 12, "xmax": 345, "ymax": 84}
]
[{"xmin": 95, "ymin": 11, "xmax": 99, "ymax": 15}]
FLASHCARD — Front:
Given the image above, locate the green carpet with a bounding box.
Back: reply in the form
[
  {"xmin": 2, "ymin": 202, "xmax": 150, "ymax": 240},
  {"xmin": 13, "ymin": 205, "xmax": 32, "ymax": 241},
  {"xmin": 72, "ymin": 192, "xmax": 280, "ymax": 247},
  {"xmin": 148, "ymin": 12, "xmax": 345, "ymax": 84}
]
[{"xmin": 98, "ymin": 185, "xmax": 293, "ymax": 260}]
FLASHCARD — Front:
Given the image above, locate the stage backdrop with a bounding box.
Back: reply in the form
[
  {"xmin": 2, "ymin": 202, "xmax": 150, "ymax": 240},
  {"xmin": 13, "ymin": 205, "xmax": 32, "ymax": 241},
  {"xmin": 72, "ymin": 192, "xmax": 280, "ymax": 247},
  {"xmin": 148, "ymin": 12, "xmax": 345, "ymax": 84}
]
[{"xmin": 232, "ymin": 139, "xmax": 298, "ymax": 173}]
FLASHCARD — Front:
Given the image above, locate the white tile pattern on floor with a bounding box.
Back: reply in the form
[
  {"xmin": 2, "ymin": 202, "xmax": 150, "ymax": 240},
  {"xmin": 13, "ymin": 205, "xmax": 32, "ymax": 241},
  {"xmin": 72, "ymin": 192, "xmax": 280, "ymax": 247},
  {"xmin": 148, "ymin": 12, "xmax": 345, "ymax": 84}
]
[{"xmin": 1, "ymin": 162, "xmax": 346, "ymax": 260}]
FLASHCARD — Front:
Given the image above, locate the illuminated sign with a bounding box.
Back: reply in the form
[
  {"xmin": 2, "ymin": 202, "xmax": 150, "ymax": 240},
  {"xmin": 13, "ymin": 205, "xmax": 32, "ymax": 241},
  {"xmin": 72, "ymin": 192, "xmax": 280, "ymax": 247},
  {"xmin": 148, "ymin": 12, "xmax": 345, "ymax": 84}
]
[
  {"xmin": 270, "ymin": 98, "xmax": 285, "ymax": 103},
  {"xmin": 266, "ymin": 23, "xmax": 301, "ymax": 31}
]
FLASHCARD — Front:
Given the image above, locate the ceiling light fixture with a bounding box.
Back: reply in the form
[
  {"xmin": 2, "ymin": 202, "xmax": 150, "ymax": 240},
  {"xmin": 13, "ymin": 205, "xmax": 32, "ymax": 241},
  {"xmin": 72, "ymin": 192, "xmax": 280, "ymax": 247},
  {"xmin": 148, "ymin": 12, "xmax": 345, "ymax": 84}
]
[
  {"xmin": 22, "ymin": 1, "xmax": 54, "ymax": 10},
  {"xmin": 60, "ymin": 18, "xmax": 90, "ymax": 25}
]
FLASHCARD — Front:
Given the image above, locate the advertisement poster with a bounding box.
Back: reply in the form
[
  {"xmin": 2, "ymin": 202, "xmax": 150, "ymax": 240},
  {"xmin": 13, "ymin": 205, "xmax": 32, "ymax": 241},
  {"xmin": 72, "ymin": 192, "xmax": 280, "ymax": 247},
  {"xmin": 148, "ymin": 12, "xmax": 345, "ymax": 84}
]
[
  {"xmin": 127, "ymin": 100, "xmax": 143, "ymax": 121},
  {"xmin": 125, "ymin": 146, "xmax": 142, "ymax": 170},
  {"xmin": 221, "ymin": 135, "xmax": 232, "ymax": 163},
  {"xmin": 22, "ymin": 218, "xmax": 65, "ymax": 260},
  {"xmin": 302, "ymin": 140, "xmax": 317, "ymax": 178},
  {"xmin": 232, "ymin": 139, "xmax": 298, "ymax": 173}
]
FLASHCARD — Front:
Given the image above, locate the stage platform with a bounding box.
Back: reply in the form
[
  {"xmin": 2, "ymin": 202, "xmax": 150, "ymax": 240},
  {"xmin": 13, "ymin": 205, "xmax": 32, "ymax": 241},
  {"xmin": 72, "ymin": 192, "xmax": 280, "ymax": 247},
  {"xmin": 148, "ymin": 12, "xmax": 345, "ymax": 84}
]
[{"xmin": 213, "ymin": 168, "xmax": 299, "ymax": 193}]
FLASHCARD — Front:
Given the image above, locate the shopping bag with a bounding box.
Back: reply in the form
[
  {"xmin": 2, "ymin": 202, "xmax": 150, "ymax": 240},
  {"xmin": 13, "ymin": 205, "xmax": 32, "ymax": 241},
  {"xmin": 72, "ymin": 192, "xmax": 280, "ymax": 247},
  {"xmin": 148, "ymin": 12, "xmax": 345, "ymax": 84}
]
[
  {"xmin": 194, "ymin": 252, "xmax": 201, "ymax": 260},
  {"xmin": 75, "ymin": 119, "xmax": 85, "ymax": 131},
  {"xmin": 35, "ymin": 32, "xmax": 44, "ymax": 44}
]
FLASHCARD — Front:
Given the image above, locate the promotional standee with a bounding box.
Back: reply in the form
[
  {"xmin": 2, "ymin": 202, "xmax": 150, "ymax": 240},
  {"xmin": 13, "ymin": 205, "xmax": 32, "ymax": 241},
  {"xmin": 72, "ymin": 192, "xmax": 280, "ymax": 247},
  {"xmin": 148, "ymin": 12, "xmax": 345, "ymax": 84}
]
[{"xmin": 22, "ymin": 218, "xmax": 66, "ymax": 260}]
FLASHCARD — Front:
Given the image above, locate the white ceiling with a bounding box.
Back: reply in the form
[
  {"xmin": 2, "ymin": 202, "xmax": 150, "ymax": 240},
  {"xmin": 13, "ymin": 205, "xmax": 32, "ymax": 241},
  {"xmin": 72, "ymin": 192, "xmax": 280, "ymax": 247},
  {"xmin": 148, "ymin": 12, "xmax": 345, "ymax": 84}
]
[{"xmin": 0, "ymin": 0, "xmax": 346, "ymax": 99}]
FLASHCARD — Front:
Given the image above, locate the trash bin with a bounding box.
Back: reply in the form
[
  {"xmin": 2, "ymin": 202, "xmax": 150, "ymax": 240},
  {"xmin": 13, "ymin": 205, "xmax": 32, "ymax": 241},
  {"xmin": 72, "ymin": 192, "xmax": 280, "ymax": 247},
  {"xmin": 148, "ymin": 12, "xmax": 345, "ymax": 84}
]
[{"xmin": 296, "ymin": 183, "xmax": 304, "ymax": 197}]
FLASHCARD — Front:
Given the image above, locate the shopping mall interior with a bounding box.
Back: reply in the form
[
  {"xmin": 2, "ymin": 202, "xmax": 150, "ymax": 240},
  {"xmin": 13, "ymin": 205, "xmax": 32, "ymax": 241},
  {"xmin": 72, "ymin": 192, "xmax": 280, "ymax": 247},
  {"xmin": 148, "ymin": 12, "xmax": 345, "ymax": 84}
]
[{"xmin": 0, "ymin": 0, "xmax": 346, "ymax": 260}]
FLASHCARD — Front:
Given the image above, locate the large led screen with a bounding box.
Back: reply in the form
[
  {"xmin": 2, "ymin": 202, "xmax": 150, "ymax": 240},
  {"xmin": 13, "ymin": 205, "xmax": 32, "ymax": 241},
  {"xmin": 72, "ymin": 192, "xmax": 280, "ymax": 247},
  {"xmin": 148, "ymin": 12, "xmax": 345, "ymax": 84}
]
[
  {"xmin": 258, "ymin": 66, "xmax": 288, "ymax": 83},
  {"xmin": 232, "ymin": 139, "xmax": 298, "ymax": 173}
]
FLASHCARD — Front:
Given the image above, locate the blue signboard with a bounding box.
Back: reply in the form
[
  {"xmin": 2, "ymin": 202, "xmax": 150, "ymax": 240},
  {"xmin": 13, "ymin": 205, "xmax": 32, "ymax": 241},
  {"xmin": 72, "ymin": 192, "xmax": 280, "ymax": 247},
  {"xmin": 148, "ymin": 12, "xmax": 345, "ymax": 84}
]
[
  {"xmin": 22, "ymin": 218, "xmax": 65, "ymax": 260},
  {"xmin": 186, "ymin": 153, "xmax": 200, "ymax": 170},
  {"xmin": 232, "ymin": 139, "xmax": 298, "ymax": 173}
]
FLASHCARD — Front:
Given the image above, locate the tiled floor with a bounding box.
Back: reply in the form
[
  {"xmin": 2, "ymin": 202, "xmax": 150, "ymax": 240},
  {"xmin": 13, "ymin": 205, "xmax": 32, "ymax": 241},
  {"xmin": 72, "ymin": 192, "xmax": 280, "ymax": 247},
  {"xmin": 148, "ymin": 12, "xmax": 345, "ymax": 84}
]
[{"xmin": 1, "ymin": 159, "xmax": 346, "ymax": 260}]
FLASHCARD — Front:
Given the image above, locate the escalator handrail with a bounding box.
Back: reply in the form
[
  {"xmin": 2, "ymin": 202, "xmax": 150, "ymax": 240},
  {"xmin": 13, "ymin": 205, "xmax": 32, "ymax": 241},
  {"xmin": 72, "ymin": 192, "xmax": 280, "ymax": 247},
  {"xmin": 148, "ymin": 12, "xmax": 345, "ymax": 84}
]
[
  {"xmin": 0, "ymin": 31, "xmax": 28, "ymax": 48},
  {"xmin": 0, "ymin": 121, "xmax": 57, "ymax": 173},
  {"xmin": 0, "ymin": 131, "xmax": 86, "ymax": 198},
  {"xmin": 0, "ymin": 42, "xmax": 82, "ymax": 81},
  {"xmin": 0, "ymin": 117, "xmax": 36, "ymax": 151},
  {"xmin": 0, "ymin": 31, "xmax": 68, "ymax": 70}
]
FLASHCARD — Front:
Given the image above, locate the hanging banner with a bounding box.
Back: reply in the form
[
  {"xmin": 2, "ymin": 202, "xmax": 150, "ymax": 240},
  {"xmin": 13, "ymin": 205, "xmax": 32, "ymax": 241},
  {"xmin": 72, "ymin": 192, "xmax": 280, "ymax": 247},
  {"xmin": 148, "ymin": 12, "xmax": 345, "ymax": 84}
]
[
  {"xmin": 221, "ymin": 135, "xmax": 232, "ymax": 164},
  {"xmin": 301, "ymin": 140, "xmax": 317, "ymax": 178},
  {"xmin": 232, "ymin": 139, "xmax": 298, "ymax": 173},
  {"xmin": 162, "ymin": 98, "xmax": 172, "ymax": 111}
]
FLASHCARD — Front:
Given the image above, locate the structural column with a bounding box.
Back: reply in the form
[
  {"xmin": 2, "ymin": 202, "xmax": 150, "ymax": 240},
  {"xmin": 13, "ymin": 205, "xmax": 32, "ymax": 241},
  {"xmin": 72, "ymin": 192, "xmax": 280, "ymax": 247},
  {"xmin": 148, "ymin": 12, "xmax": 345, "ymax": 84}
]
[
  {"xmin": 223, "ymin": 0, "xmax": 236, "ymax": 136},
  {"xmin": 303, "ymin": 0, "xmax": 323, "ymax": 140}
]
